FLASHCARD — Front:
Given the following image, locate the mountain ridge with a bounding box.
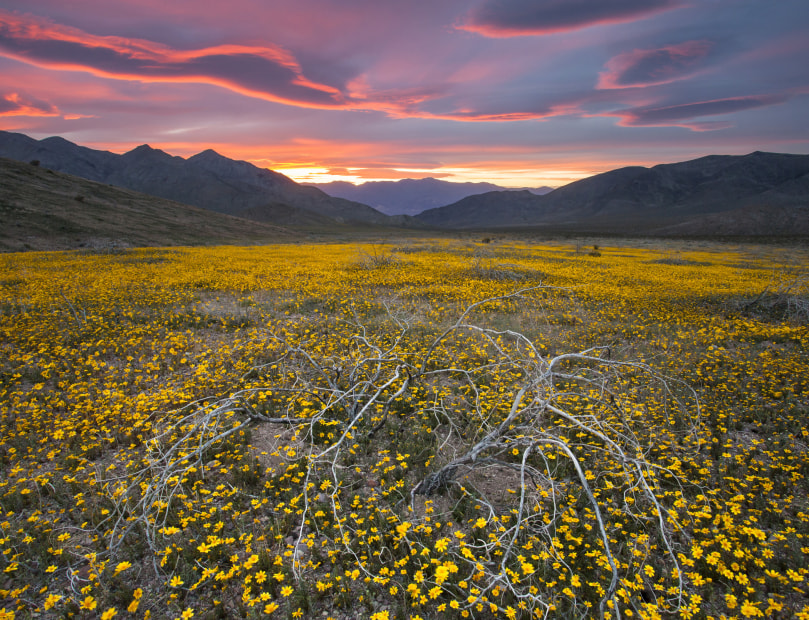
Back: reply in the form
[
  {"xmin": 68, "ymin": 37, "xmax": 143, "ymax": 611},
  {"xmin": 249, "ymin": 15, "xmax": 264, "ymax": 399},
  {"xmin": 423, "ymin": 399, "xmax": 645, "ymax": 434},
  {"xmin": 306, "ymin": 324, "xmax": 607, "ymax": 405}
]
[
  {"xmin": 414, "ymin": 151, "xmax": 809, "ymax": 235},
  {"xmin": 0, "ymin": 156, "xmax": 296, "ymax": 252},
  {"xmin": 2, "ymin": 130, "xmax": 807, "ymax": 237},
  {"xmin": 0, "ymin": 131, "xmax": 403, "ymax": 229}
]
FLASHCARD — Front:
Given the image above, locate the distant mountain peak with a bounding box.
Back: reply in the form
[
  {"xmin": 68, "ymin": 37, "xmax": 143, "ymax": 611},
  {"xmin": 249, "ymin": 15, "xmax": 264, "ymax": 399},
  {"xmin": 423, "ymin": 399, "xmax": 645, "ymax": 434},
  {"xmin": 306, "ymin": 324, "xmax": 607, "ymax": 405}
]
[
  {"xmin": 189, "ymin": 148, "xmax": 227, "ymax": 161},
  {"xmin": 40, "ymin": 135, "xmax": 74, "ymax": 146},
  {"xmin": 124, "ymin": 144, "xmax": 173, "ymax": 160}
]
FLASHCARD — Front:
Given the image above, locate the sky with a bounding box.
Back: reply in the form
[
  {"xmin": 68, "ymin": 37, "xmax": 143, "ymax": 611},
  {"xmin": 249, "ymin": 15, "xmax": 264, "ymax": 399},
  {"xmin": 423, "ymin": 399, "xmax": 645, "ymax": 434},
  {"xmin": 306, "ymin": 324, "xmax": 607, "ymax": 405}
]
[{"xmin": 0, "ymin": 1, "xmax": 807, "ymax": 188}]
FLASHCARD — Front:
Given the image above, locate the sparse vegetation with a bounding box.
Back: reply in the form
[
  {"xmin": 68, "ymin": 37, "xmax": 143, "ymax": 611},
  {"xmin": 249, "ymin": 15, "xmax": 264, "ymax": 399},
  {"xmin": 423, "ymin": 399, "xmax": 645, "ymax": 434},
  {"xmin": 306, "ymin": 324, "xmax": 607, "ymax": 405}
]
[
  {"xmin": 730, "ymin": 269, "xmax": 809, "ymax": 323},
  {"xmin": 1, "ymin": 239, "xmax": 808, "ymax": 619}
]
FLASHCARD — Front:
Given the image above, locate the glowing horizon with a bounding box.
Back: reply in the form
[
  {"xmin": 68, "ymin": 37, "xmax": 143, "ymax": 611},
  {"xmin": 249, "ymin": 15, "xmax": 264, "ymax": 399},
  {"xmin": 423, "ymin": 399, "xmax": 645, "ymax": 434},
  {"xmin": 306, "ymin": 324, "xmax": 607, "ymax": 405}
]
[
  {"xmin": 274, "ymin": 166, "xmax": 596, "ymax": 188},
  {"xmin": 75, "ymin": 137, "xmax": 644, "ymax": 188}
]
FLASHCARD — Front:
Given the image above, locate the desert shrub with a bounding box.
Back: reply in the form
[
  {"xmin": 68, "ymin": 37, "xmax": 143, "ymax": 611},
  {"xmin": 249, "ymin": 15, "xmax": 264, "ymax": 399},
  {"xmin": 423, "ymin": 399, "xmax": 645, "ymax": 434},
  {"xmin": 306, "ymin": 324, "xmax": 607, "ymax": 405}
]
[
  {"xmin": 353, "ymin": 245, "xmax": 402, "ymax": 269},
  {"xmin": 727, "ymin": 270, "xmax": 809, "ymax": 323}
]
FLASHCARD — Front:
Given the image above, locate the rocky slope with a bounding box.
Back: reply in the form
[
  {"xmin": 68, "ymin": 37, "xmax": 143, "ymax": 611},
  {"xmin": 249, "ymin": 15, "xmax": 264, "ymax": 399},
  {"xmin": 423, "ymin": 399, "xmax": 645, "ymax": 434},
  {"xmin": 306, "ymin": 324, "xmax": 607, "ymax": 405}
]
[
  {"xmin": 415, "ymin": 151, "xmax": 809, "ymax": 235},
  {"xmin": 0, "ymin": 157, "xmax": 295, "ymax": 251},
  {"xmin": 0, "ymin": 131, "xmax": 400, "ymax": 228}
]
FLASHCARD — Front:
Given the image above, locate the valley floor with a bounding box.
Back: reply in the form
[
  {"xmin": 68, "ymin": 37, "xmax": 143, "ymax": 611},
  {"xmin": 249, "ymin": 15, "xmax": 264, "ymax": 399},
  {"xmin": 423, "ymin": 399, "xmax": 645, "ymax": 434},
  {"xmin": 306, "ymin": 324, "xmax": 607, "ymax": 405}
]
[{"xmin": 0, "ymin": 238, "xmax": 807, "ymax": 619}]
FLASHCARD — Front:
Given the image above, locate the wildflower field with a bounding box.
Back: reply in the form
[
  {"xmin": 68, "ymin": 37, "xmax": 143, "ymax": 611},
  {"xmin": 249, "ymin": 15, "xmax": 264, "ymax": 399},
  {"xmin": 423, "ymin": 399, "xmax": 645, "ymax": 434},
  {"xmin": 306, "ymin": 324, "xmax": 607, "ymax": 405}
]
[{"xmin": 0, "ymin": 239, "xmax": 807, "ymax": 620}]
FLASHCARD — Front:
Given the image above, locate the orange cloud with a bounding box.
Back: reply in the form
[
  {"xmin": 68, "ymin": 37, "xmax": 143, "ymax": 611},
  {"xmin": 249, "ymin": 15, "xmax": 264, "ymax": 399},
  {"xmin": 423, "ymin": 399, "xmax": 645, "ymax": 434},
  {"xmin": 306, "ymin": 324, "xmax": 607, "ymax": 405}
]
[
  {"xmin": 0, "ymin": 10, "xmax": 345, "ymax": 110},
  {"xmin": 339, "ymin": 168, "xmax": 452, "ymax": 180},
  {"xmin": 0, "ymin": 91, "xmax": 59, "ymax": 117}
]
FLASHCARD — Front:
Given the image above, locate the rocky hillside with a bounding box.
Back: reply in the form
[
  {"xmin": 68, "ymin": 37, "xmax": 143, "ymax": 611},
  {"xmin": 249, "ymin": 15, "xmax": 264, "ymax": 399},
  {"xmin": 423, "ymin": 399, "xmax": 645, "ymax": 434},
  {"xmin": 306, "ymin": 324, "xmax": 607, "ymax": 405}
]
[
  {"xmin": 0, "ymin": 157, "xmax": 296, "ymax": 252},
  {"xmin": 0, "ymin": 131, "xmax": 402, "ymax": 229},
  {"xmin": 415, "ymin": 151, "xmax": 809, "ymax": 235}
]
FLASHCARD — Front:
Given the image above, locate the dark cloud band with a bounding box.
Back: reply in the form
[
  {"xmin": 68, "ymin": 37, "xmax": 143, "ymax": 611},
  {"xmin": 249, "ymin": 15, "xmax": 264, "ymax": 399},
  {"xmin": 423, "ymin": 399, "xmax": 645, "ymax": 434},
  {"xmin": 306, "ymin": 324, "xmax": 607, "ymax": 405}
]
[
  {"xmin": 459, "ymin": 0, "xmax": 682, "ymax": 37},
  {"xmin": 611, "ymin": 95, "xmax": 789, "ymax": 130}
]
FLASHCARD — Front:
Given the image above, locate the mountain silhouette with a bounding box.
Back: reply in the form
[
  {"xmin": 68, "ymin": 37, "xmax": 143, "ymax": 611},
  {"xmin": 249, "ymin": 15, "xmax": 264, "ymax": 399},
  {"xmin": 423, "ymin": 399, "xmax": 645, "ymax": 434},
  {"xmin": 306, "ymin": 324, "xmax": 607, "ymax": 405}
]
[
  {"xmin": 415, "ymin": 151, "xmax": 809, "ymax": 235},
  {"xmin": 3, "ymin": 130, "xmax": 807, "ymax": 237},
  {"xmin": 0, "ymin": 131, "xmax": 404, "ymax": 229}
]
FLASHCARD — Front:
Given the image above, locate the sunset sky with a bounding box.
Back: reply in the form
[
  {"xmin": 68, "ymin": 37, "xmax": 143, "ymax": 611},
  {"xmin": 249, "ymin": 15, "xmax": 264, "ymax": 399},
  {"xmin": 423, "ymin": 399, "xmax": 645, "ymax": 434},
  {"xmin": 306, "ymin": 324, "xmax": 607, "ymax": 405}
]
[{"xmin": 1, "ymin": 0, "xmax": 807, "ymax": 187}]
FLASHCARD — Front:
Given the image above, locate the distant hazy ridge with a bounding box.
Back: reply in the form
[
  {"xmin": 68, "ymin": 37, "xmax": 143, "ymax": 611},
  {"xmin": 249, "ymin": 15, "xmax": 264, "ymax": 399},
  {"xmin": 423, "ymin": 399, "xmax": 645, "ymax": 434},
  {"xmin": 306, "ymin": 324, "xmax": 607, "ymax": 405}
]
[{"xmin": 309, "ymin": 178, "xmax": 553, "ymax": 216}]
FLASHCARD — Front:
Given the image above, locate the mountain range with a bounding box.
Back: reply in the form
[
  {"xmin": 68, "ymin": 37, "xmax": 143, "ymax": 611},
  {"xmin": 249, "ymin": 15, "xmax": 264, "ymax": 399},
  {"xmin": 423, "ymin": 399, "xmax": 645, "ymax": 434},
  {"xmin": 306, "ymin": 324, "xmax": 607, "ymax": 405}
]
[
  {"xmin": 308, "ymin": 178, "xmax": 553, "ymax": 216},
  {"xmin": 414, "ymin": 151, "xmax": 809, "ymax": 235},
  {"xmin": 1, "ymin": 129, "xmax": 808, "ymax": 238},
  {"xmin": 0, "ymin": 130, "xmax": 405, "ymax": 229}
]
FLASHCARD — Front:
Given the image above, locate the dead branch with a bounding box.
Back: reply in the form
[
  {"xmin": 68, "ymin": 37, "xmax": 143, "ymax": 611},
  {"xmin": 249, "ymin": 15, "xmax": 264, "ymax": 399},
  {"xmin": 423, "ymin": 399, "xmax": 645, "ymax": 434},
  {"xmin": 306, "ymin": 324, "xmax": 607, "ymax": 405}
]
[{"xmin": 97, "ymin": 287, "xmax": 700, "ymax": 618}]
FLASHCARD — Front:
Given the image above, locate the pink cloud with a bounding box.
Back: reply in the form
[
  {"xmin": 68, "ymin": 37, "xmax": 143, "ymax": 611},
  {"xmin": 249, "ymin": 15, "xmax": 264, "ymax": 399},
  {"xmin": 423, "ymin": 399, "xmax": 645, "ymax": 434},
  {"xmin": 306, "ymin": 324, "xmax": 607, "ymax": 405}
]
[
  {"xmin": 459, "ymin": 0, "xmax": 682, "ymax": 37},
  {"xmin": 598, "ymin": 40, "xmax": 714, "ymax": 89},
  {"xmin": 390, "ymin": 108, "xmax": 573, "ymax": 122}
]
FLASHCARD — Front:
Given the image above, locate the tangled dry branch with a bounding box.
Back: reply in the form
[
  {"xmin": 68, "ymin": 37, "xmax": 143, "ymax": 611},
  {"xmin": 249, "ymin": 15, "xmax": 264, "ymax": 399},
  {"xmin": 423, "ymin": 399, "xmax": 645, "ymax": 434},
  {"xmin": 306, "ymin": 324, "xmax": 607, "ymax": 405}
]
[
  {"xmin": 735, "ymin": 268, "xmax": 809, "ymax": 323},
  {"xmin": 99, "ymin": 286, "xmax": 701, "ymax": 618}
]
